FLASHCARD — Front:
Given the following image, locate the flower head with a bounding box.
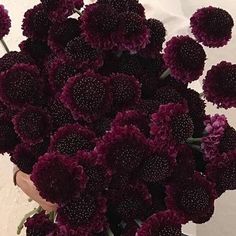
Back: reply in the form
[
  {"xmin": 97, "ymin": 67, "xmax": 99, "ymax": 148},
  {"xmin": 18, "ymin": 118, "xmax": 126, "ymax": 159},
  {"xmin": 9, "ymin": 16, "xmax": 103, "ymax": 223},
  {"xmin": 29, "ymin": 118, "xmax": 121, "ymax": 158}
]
[
  {"xmin": 203, "ymin": 61, "xmax": 236, "ymax": 109},
  {"xmin": 163, "ymin": 36, "xmax": 206, "ymax": 83},
  {"xmin": 31, "ymin": 152, "xmax": 87, "ymax": 204},
  {"xmin": 0, "ymin": 5, "xmax": 11, "ymax": 39},
  {"xmin": 191, "ymin": 6, "xmax": 234, "ymax": 47}
]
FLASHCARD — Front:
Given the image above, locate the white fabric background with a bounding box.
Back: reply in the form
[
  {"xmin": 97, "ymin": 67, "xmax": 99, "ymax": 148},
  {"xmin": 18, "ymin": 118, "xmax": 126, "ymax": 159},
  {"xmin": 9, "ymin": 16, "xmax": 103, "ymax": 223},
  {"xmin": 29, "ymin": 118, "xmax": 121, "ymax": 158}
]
[{"xmin": 0, "ymin": 0, "xmax": 235, "ymax": 235}]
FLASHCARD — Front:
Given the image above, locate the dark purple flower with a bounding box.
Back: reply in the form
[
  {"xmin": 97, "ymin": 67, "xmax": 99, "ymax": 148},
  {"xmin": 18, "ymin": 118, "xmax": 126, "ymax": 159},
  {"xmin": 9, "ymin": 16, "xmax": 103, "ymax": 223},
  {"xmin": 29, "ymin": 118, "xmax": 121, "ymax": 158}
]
[
  {"xmin": 0, "ymin": 64, "xmax": 42, "ymax": 109},
  {"xmin": 150, "ymin": 103, "xmax": 194, "ymax": 158},
  {"xmin": 91, "ymin": 117, "xmax": 112, "ymax": 137},
  {"xmin": 25, "ymin": 211, "xmax": 56, "ymax": 236},
  {"xmin": 12, "ymin": 106, "xmax": 51, "ymax": 145},
  {"xmin": 41, "ymin": 0, "xmax": 83, "ymax": 23},
  {"xmin": 118, "ymin": 12, "xmax": 150, "ymax": 52},
  {"xmin": 206, "ymin": 151, "xmax": 236, "ymax": 196},
  {"xmin": 203, "ymin": 61, "xmax": 236, "ymax": 109},
  {"xmin": 0, "ymin": 5, "xmax": 11, "ymax": 39},
  {"xmin": 31, "ymin": 152, "xmax": 87, "ymax": 204},
  {"xmin": 48, "ymin": 18, "xmax": 81, "ymax": 53},
  {"xmin": 49, "ymin": 124, "xmax": 96, "ymax": 155},
  {"xmin": 190, "ymin": 6, "xmax": 234, "ymax": 48},
  {"xmin": 136, "ymin": 210, "xmax": 183, "ymax": 236},
  {"xmin": 163, "ymin": 36, "xmax": 206, "ymax": 83},
  {"xmin": 135, "ymin": 99, "xmax": 160, "ymax": 115},
  {"xmin": 81, "ymin": 3, "xmax": 120, "ymax": 50},
  {"xmin": 202, "ymin": 114, "xmax": 236, "ymax": 161},
  {"xmin": 165, "ymin": 172, "xmax": 217, "ymax": 223},
  {"xmin": 110, "ymin": 73, "xmax": 141, "ymax": 110},
  {"xmin": 22, "ymin": 4, "xmax": 52, "ymax": 41},
  {"xmin": 60, "ymin": 71, "xmax": 112, "ymax": 121},
  {"xmin": 57, "ymin": 194, "xmax": 107, "ymax": 233},
  {"xmin": 96, "ymin": 125, "xmax": 150, "ymax": 173}
]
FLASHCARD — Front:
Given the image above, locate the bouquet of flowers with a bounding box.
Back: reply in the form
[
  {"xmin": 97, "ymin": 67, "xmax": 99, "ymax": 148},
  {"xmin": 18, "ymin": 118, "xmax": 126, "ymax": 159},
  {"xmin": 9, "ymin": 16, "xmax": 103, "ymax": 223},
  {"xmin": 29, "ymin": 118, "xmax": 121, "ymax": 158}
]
[{"xmin": 0, "ymin": 0, "xmax": 236, "ymax": 235}]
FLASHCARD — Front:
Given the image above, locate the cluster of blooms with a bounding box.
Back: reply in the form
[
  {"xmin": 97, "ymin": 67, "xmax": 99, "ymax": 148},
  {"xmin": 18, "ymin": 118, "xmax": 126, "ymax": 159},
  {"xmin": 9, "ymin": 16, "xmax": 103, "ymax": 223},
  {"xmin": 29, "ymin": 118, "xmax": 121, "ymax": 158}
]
[{"xmin": 0, "ymin": 1, "xmax": 236, "ymax": 236}]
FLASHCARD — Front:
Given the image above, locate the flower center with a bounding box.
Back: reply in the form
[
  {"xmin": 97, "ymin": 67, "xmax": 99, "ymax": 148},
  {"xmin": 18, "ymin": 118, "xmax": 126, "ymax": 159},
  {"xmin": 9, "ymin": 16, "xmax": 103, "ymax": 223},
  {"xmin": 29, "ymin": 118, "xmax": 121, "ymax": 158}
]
[
  {"xmin": 218, "ymin": 68, "xmax": 236, "ymax": 95},
  {"xmin": 219, "ymin": 126, "xmax": 236, "ymax": 153},
  {"xmin": 157, "ymin": 226, "xmax": 181, "ymax": 236},
  {"xmin": 219, "ymin": 164, "xmax": 236, "ymax": 190}
]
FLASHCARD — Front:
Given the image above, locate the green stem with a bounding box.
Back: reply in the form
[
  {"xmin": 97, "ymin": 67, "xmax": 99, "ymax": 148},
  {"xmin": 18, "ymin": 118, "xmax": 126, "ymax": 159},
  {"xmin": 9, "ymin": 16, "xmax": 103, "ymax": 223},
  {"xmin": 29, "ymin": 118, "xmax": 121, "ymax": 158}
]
[
  {"xmin": 160, "ymin": 68, "xmax": 171, "ymax": 79},
  {"xmin": 107, "ymin": 228, "xmax": 114, "ymax": 236},
  {"xmin": 17, "ymin": 206, "xmax": 42, "ymax": 235},
  {"xmin": 48, "ymin": 211, "xmax": 56, "ymax": 222},
  {"xmin": 187, "ymin": 137, "xmax": 202, "ymax": 144},
  {"xmin": 1, "ymin": 38, "xmax": 10, "ymax": 53},
  {"xmin": 135, "ymin": 219, "xmax": 142, "ymax": 227},
  {"xmin": 189, "ymin": 144, "xmax": 202, "ymax": 152},
  {"xmin": 74, "ymin": 8, "xmax": 82, "ymax": 16}
]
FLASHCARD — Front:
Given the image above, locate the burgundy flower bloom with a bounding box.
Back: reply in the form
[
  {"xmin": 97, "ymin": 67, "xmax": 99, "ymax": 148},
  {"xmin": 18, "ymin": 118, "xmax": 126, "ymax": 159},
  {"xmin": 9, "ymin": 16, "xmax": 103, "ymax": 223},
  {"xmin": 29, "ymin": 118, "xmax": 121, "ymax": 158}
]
[
  {"xmin": 0, "ymin": 51, "xmax": 34, "ymax": 73},
  {"xmin": 140, "ymin": 19, "xmax": 166, "ymax": 58},
  {"xmin": 0, "ymin": 5, "xmax": 11, "ymax": 39},
  {"xmin": 25, "ymin": 211, "xmax": 56, "ymax": 236},
  {"xmin": 202, "ymin": 114, "xmax": 236, "ymax": 161},
  {"xmin": 163, "ymin": 36, "xmax": 206, "ymax": 83},
  {"xmin": 0, "ymin": 64, "xmax": 42, "ymax": 109},
  {"xmin": 12, "ymin": 106, "xmax": 51, "ymax": 145},
  {"xmin": 31, "ymin": 152, "xmax": 87, "ymax": 204},
  {"xmin": 136, "ymin": 210, "xmax": 183, "ymax": 236},
  {"xmin": 110, "ymin": 73, "xmax": 141, "ymax": 110},
  {"xmin": 41, "ymin": 0, "xmax": 83, "ymax": 23},
  {"xmin": 0, "ymin": 112, "xmax": 19, "ymax": 153},
  {"xmin": 112, "ymin": 110, "xmax": 150, "ymax": 137},
  {"xmin": 47, "ymin": 98, "xmax": 74, "ymax": 131},
  {"xmin": 165, "ymin": 172, "xmax": 217, "ymax": 223},
  {"xmin": 135, "ymin": 99, "xmax": 160, "ymax": 115},
  {"xmin": 203, "ymin": 61, "xmax": 236, "ymax": 109},
  {"xmin": 75, "ymin": 151, "xmax": 112, "ymax": 193},
  {"xmin": 190, "ymin": 6, "xmax": 234, "ymax": 48},
  {"xmin": 48, "ymin": 56, "xmax": 78, "ymax": 93},
  {"xmin": 48, "ymin": 18, "xmax": 81, "ymax": 53},
  {"xmin": 150, "ymin": 103, "xmax": 194, "ymax": 157},
  {"xmin": 60, "ymin": 71, "xmax": 112, "ymax": 121},
  {"xmin": 97, "ymin": 125, "xmax": 150, "ymax": 173},
  {"xmin": 49, "ymin": 124, "xmax": 96, "ymax": 155},
  {"xmin": 22, "ymin": 4, "xmax": 52, "ymax": 41},
  {"xmin": 118, "ymin": 12, "xmax": 150, "ymax": 52},
  {"xmin": 81, "ymin": 3, "xmax": 120, "ymax": 50},
  {"xmin": 111, "ymin": 182, "xmax": 152, "ymax": 221},
  {"xmin": 65, "ymin": 36, "xmax": 103, "ymax": 69},
  {"xmin": 206, "ymin": 151, "xmax": 236, "ymax": 196},
  {"xmin": 57, "ymin": 194, "xmax": 107, "ymax": 234}
]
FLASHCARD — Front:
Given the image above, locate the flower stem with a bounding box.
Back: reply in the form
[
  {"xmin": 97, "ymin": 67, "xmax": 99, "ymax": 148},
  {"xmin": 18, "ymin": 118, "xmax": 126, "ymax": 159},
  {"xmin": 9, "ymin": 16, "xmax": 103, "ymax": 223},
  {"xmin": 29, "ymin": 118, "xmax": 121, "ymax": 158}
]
[
  {"xmin": 74, "ymin": 8, "xmax": 82, "ymax": 16},
  {"xmin": 189, "ymin": 144, "xmax": 202, "ymax": 152},
  {"xmin": 135, "ymin": 219, "xmax": 142, "ymax": 227},
  {"xmin": 200, "ymin": 92, "xmax": 204, "ymax": 98},
  {"xmin": 48, "ymin": 211, "xmax": 56, "ymax": 222},
  {"xmin": 17, "ymin": 206, "xmax": 42, "ymax": 235},
  {"xmin": 160, "ymin": 68, "xmax": 171, "ymax": 79},
  {"xmin": 107, "ymin": 228, "xmax": 114, "ymax": 236},
  {"xmin": 187, "ymin": 137, "xmax": 202, "ymax": 144},
  {"xmin": 1, "ymin": 38, "xmax": 10, "ymax": 53}
]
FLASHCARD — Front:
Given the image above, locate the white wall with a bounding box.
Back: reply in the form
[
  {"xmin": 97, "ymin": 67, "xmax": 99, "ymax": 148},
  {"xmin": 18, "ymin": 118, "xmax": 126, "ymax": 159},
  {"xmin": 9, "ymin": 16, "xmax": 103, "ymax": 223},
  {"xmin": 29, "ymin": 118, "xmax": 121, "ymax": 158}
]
[{"xmin": 0, "ymin": 0, "xmax": 235, "ymax": 235}]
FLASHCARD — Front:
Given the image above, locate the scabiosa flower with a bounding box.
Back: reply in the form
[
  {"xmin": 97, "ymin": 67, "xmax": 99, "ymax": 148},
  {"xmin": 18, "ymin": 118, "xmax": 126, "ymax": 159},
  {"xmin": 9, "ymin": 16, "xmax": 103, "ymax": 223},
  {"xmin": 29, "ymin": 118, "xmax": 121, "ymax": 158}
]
[
  {"xmin": 97, "ymin": 125, "xmax": 150, "ymax": 173},
  {"xmin": 0, "ymin": 5, "xmax": 11, "ymax": 39},
  {"xmin": 49, "ymin": 124, "xmax": 96, "ymax": 155},
  {"xmin": 203, "ymin": 61, "xmax": 236, "ymax": 109},
  {"xmin": 165, "ymin": 172, "xmax": 217, "ymax": 223},
  {"xmin": 206, "ymin": 151, "xmax": 236, "ymax": 196},
  {"xmin": 202, "ymin": 114, "xmax": 236, "ymax": 161},
  {"xmin": 136, "ymin": 210, "xmax": 183, "ymax": 236},
  {"xmin": 22, "ymin": 4, "xmax": 52, "ymax": 41},
  {"xmin": 31, "ymin": 152, "xmax": 87, "ymax": 204},
  {"xmin": 48, "ymin": 18, "xmax": 81, "ymax": 53},
  {"xmin": 112, "ymin": 110, "xmax": 150, "ymax": 137},
  {"xmin": 0, "ymin": 64, "xmax": 42, "ymax": 109},
  {"xmin": 140, "ymin": 19, "xmax": 166, "ymax": 58},
  {"xmin": 57, "ymin": 194, "xmax": 107, "ymax": 234},
  {"xmin": 150, "ymin": 103, "xmax": 194, "ymax": 158},
  {"xmin": 60, "ymin": 71, "xmax": 112, "ymax": 121},
  {"xmin": 0, "ymin": 112, "xmax": 19, "ymax": 153},
  {"xmin": 110, "ymin": 73, "xmax": 141, "ymax": 110},
  {"xmin": 81, "ymin": 3, "xmax": 120, "ymax": 50},
  {"xmin": 163, "ymin": 36, "xmax": 206, "ymax": 83},
  {"xmin": 135, "ymin": 99, "xmax": 160, "ymax": 115},
  {"xmin": 111, "ymin": 182, "xmax": 151, "ymax": 221},
  {"xmin": 190, "ymin": 6, "xmax": 234, "ymax": 48},
  {"xmin": 41, "ymin": 0, "xmax": 83, "ymax": 23},
  {"xmin": 75, "ymin": 151, "xmax": 112, "ymax": 193},
  {"xmin": 47, "ymin": 98, "xmax": 74, "ymax": 131},
  {"xmin": 118, "ymin": 12, "xmax": 150, "ymax": 52},
  {"xmin": 25, "ymin": 211, "xmax": 56, "ymax": 236},
  {"xmin": 91, "ymin": 117, "xmax": 112, "ymax": 137},
  {"xmin": 48, "ymin": 56, "xmax": 78, "ymax": 93},
  {"xmin": 65, "ymin": 36, "xmax": 103, "ymax": 69},
  {"xmin": 12, "ymin": 106, "xmax": 51, "ymax": 145}
]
